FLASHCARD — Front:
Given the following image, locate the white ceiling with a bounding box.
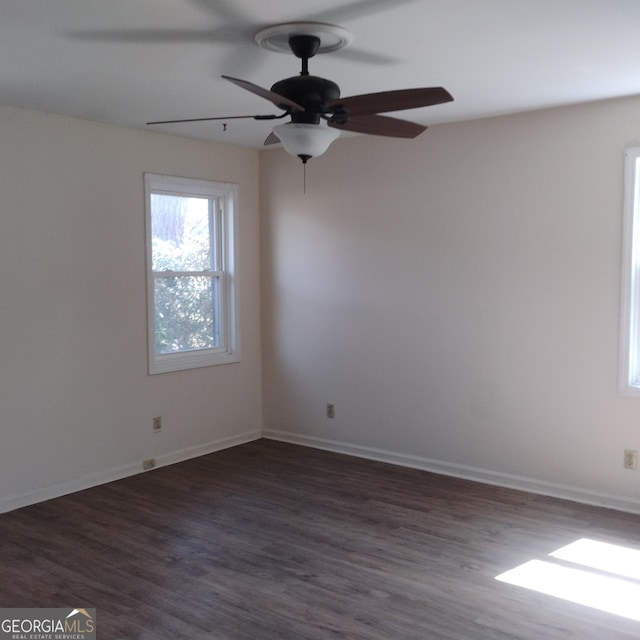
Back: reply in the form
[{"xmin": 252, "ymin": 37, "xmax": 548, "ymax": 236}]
[{"xmin": 2, "ymin": 0, "xmax": 640, "ymax": 148}]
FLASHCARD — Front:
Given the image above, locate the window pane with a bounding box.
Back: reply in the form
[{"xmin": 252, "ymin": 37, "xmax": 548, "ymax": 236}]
[
  {"xmin": 154, "ymin": 275, "xmax": 220, "ymax": 354},
  {"xmin": 151, "ymin": 194, "xmax": 213, "ymax": 271}
]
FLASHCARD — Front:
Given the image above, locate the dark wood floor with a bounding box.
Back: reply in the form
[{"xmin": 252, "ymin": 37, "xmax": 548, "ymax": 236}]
[{"xmin": 1, "ymin": 440, "xmax": 640, "ymax": 639}]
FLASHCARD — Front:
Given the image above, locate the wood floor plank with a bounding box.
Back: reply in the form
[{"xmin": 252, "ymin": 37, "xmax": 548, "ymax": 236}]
[{"xmin": 1, "ymin": 440, "xmax": 639, "ymax": 639}]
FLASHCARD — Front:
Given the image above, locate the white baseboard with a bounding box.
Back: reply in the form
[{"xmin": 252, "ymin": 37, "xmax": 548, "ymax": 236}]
[
  {"xmin": 0, "ymin": 429, "xmax": 261, "ymax": 514},
  {"xmin": 154, "ymin": 430, "xmax": 261, "ymax": 468},
  {"xmin": 7, "ymin": 428, "xmax": 640, "ymax": 517},
  {"xmin": 262, "ymin": 429, "xmax": 640, "ymax": 516}
]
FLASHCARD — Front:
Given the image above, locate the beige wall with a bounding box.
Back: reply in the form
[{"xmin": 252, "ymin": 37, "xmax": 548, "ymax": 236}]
[
  {"xmin": 4, "ymin": 92, "xmax": 640, "ymax": 514},
  {"xmin": 260, "ymin": 95, "xmax": 640, "ymax": 510},
  {"xmin": 0, "ymin": 105, "xmax": 262, "ymax": 511}
]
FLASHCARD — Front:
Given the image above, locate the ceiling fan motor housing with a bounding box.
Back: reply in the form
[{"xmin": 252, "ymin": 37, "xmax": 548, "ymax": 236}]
[{"xmin": 271, "ymin": 75, "xmax": 340, "ymax": 123}]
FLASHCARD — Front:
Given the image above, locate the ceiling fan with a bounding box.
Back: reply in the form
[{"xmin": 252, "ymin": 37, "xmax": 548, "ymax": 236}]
[{"xmin": 147, "ymin": 22, "xmax": 454, "ymax": 164}]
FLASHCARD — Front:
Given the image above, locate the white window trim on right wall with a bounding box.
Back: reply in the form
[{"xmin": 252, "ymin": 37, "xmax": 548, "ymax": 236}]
[{"xmin": 619, "ymin": 146, "xmax": 640, "ymax": 395}]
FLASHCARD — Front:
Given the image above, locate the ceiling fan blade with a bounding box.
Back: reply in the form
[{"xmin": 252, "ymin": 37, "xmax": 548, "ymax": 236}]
[
  {"xmin": 147, "ymin": 114, "xmax": 279, "ymax": 125},
  {"xmin": 67, "ymin": 27, "xmax": 241, "ymax": 44},
  {"xmin": 222, "ymin": 75, "xmax": 305, "ymax": 112},
  {"xmin": 334, "ymin": 48, "xmax": 401, "ymax": 66},
  {"xmin": 327, "ymin": 87, "xmax": 453, "ymax": 117},
  {"xmin": 264, "ymin": 132, "xmax": 280, "ymax": 145},
  {"xmin": 311, "ymin": 0, "xmax": 421, "ymax": 25},
  {"xmin": 187, "ymin": 0, "xmax": 250, "ymax": 22},
  {"xmin": 329, "ymin": 114, "xmax": 427, "ymax": 138}
]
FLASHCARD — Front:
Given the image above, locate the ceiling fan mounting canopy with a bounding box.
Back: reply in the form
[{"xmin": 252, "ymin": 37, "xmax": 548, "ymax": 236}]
[{"xmin": 254, "ymin": 22, "xmax": 354, "ymax": 55}]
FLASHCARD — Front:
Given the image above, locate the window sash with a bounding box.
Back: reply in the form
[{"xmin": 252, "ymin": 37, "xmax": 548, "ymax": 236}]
[
  {"xmin": 153, "ymin": 272, "xmax": 223, "ymax": 355},
  {"xmin": 153, "ymin": 270, "xmax": 224, "ymax": 278}
]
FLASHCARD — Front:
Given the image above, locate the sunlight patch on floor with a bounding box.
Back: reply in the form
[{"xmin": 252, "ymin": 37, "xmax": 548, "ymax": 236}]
[
  {"xmin": 495, "ymin": 539, "xmax": 640, "ymax": 622},
  {"xmin": 550, "ymin": 538, "xmax": 640, "ymax": 581}
]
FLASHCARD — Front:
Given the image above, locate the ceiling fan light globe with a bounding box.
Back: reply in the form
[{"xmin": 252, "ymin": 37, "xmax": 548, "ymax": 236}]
[{"xmin": 272, "ymin": 122, "xmax": 340, "ymax": 161}]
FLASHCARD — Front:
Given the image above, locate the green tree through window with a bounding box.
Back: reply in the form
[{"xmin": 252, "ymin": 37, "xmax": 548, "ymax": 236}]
[{"xmin": 151, "ymin": 194, "xmax": 219, "ymax": 354}]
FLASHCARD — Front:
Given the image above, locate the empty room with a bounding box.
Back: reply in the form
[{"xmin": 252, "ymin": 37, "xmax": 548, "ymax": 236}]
[{"xmin": 1, "ymin": 1, "xmax": 640, "ymax": 638}]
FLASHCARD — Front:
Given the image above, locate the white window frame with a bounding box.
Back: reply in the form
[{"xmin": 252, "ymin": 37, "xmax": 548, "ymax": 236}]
[
  {"xmin": 619, "ymin": 147, "xmax": 640, "ymax": 394},
  {"xmin": 144, "ymin": 173, "xmax": 239, "ymax": 374}
]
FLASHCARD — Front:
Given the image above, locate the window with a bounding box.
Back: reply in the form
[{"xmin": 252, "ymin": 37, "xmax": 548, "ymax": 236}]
[
  {"xmin": 145, "ymin": 173, "xmax": 239, "ymax": 374},
  {"xmin": 620, "ymin": 147, "xmax": 640, "ymax": 394}
]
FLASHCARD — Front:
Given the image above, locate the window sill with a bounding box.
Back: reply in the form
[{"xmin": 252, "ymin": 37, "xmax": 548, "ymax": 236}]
[{"xmin": 149, "ymin": 349, "xmax": 240, "ymax": 375}]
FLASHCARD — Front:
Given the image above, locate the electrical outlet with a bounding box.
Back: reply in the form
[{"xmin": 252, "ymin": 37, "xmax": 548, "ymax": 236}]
[
  {"xmin": 152, "ymin": 416, "xmax": 162, "ymax": 433},
  {"xmin": 326, "ymin": 403, "xmax": 335, "ymax": 419},
  {"xmin": 143, "ymin": 458, "xmax": 156, "ymax": 471},
  {"xmin": 624, "ymin": 449, "xmax": 637, "ymax": 470}
]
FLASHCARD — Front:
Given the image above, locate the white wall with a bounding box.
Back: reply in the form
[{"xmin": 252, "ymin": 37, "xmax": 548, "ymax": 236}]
[
  {"xmin": 0, "ymin": 105, "xmax": 262, "ymax": 512},
  {"xmin": 260, "ymin": 95, "xmax": 640, "ymax": 512}
]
